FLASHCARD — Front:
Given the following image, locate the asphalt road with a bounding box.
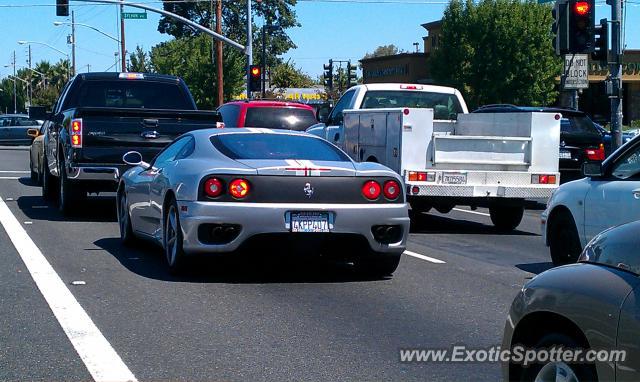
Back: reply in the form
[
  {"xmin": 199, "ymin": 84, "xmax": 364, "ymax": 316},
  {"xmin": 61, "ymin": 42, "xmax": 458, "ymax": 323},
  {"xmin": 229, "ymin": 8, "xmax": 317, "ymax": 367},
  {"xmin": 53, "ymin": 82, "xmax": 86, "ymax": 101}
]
[{"xmin": 0, "ymin": 147, "xmax": 554, "ymax": 382}]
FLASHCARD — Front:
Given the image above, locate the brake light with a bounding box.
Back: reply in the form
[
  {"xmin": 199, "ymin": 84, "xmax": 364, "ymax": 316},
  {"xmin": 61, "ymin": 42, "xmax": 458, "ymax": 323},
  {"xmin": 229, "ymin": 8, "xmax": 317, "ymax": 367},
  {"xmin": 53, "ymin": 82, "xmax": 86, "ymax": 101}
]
[
  {"xmin": 229, "ymin": 179, "xmax": 250, "ymax": 199},
  {"xmin": 71, "ymin": 118, "xmax": 82, "ymax": 148},
  {"xmin": 204, "ymin": 178, "xmax": 223, "ymax": 198},
  {"xmin": 408, "ymin": 171, "xmax": 435, "ymax": 182},
  {"xmin": 585, "ymin": 144, "xmax": 605, "ymax": 161},
  {"xmin": 531, "ymin": 174, "xmax": 558, "ymax": 184},
  {"xmin": 362, "ymin": 180, "xmax": 381, "ymax": 200},
  {"xmin": 119, "ymin": 73, "xmax": 144, "ymax": 80},
  {"xmin": 400, "ymin": 84, "xmax": 422, "ymax": 90},
  {"xmin": 383, "ymin": 180, "xmax": 401, "ymax": 200}
]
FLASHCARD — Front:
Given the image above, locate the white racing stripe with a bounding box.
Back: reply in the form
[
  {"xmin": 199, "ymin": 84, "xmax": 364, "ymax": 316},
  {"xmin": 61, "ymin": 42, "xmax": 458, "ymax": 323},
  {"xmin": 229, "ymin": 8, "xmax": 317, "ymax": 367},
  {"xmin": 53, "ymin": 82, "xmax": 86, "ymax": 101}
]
[
  {"xmin": 452, "ymin": 208, "xmax": 490, "ymax": 217},
  {"xmin": 0, "ymin": 170, "xmax": 29, "ymax": 173},
  {"xmin": 0, "ymin": 197, "xmax": 137, "ymax": 382},
  {"xmin": 403, "ymin": 250, "xmax": 446, "ymax": 264}
]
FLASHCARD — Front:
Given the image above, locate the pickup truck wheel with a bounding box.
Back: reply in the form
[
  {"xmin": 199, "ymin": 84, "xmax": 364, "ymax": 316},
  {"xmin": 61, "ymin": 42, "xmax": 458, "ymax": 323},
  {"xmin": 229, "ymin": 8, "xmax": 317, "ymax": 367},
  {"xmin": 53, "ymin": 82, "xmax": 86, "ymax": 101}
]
[
  {"xmin": 58, "ymin": 155, "xmax": 83, "ymax": 214},
  {"xmin": 355, "ymin": 252, "xmax": 401, "ymax": 278},
  {"xmin": 549, "ymin": 212, "xmax": 582, "ymax": 266},
  {"xmin": 117, "ymin": 191, "xmax": 135, "ymax": 245},
  {"xmin": 489, "ymin": 206, "xmax": 524, "ymax": 231},
  {"xmin": 41, "ymin": 157, "xmax": 56, "ymax": 201},
  {"xmin": 164, "ymin": 200, "xmax": 187, "ymax": 274}
]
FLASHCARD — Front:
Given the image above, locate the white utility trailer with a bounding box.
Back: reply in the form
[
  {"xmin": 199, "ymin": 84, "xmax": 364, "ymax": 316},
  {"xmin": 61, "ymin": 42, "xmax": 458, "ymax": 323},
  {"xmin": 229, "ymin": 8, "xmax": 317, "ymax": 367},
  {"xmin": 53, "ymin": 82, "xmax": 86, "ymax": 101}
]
[{"xmin": 342, "ymin": 108, "xmax": 561, "ymax": 230}]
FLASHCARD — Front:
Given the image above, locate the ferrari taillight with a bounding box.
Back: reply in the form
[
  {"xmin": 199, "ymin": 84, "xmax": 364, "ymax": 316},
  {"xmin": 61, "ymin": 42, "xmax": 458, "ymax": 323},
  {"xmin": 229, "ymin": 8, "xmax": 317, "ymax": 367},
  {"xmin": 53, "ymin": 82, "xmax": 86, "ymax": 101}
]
[
  {"xmin": 362, "ymin": 180, "xmax": 381, "ymax": 200},
  {"xmin": 204, "ymin": 178, "xmax": 223, "ymax": 198},
  {"xmin": 383, "ymin": 180, "xmax": 401, "ymax": 200},
  {"xmin": 229, "ymin": 179, "xmax": 250, "ymax": 199},
  {"xmin": 71, "ymin": 118, "xmax": 82, "ymax": 148}
]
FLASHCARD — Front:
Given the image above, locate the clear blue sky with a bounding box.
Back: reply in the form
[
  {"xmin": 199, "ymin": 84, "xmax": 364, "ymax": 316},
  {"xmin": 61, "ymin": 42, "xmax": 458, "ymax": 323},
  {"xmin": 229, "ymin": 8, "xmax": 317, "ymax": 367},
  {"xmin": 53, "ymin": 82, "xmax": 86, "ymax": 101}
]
[{"xmin": 0, "ymin": 0, "xmax": 638, "ymax": 79}]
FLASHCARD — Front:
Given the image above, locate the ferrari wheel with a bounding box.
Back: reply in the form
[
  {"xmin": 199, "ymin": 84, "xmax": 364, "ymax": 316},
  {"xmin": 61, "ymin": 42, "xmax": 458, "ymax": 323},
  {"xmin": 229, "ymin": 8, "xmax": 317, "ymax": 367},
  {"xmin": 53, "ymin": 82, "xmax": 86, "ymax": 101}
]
[
  {"xmin": 164, "ymin": 199, "xmax": 186, "ymax": 274},
  {"xmin": 117, "ymin": 190, "xmax": 135, "ymax": 245},
  {"xmin": 356, "ymin": 252, "xmax": 401, "ymax": 277}
]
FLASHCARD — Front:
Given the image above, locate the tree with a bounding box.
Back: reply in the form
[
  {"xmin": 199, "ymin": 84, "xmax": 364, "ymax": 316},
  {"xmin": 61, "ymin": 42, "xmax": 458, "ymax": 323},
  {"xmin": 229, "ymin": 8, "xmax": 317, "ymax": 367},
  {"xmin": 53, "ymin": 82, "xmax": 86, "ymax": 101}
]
[
  {"xmin": 362, "ymin": 44, "xmax": 403, "ymax": 60},
  {"xmin": 150, "ymin": 34, "xmax": 245, "ymax": 109},
  {"xmin": 128, "ymin": 46, "xmax": 152, "ymax": 73},
  {"xmin": 429, "ymin": 0, "xmax": 561, "ymax": 109},
  {"xmin": 270, "ymin": 60, "xmax": 314, "ymax": 89}
]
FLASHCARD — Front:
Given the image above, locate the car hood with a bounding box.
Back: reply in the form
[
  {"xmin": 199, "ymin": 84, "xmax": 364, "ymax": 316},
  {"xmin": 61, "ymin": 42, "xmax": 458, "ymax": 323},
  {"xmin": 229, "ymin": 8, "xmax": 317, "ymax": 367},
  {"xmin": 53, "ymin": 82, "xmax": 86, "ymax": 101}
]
[{"xmin": 235, "ymin": 159, "xmax": 357, "ymax": 177}]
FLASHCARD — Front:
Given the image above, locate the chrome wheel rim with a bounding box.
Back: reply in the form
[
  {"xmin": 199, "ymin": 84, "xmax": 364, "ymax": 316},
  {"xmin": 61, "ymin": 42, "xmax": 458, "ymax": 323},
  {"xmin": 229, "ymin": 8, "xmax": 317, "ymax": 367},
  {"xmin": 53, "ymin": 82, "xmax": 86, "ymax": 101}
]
[
  {"xmin": 165, "ymin": 206, "xmax": 178, "ymax": 266},
  {"xmin": 534, "ymin": 361, "xmax": 579, "ymax": 382}
]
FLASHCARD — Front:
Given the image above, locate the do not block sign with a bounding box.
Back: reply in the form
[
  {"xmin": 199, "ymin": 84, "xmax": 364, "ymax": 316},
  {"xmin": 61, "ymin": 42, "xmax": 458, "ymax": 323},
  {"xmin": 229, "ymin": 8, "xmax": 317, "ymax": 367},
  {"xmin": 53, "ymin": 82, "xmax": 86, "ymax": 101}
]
[{"xmin": 564, "ymin": 54, "xmax": 589, "ymax": 90}]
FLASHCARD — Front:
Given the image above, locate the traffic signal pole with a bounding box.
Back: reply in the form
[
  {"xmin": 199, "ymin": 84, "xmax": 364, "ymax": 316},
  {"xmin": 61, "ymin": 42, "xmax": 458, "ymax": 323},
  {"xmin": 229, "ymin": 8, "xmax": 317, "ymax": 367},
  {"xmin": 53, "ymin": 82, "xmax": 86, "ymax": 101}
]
[{"xmin": 608, "ymin": 0, "xmax": 623, "ymax": 149}]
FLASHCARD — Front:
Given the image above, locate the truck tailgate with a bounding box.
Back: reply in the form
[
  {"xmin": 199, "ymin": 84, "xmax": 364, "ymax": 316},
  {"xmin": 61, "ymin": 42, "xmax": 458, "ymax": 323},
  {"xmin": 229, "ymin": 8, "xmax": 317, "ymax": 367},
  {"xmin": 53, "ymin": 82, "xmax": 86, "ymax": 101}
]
[{"xmin": 74, "ymin": 107, "xmax": 219, "ymax": 163}]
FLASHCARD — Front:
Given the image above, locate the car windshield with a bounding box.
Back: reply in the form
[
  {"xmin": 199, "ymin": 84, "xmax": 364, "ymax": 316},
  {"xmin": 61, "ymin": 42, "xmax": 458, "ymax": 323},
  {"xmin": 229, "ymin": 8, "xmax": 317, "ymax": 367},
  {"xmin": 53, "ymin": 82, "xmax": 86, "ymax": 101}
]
[
  {"xmin": 580, "ymin": 223, "xmax": 640, "ymax": 276},
  {"xmin": 69, "ymin": 80, "xmax": 193, "ymax": 109},
  {"xmin": 211, "ymin": 133, "xmax": 350, "ymax": 161},
  {"xmin": 360, "ymin": 90, "xmax": 463, "ymax": 120},
  {"xmin": 244, "ymin": 107, "xmax": 318, "ymax": 131},
  {"xmin": 562, "ymin": 115, "xmax": 600, "ymax": 136}
]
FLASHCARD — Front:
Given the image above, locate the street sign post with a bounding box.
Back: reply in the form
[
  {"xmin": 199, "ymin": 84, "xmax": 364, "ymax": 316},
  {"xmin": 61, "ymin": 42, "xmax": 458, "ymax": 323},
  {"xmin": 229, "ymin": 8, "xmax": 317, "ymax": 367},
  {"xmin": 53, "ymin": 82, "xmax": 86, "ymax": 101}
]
[
  {"xmin": 563, "ymin": 54, "xmax": 589, "ymax": 89},
  {"xmin": 122, "ymin": 12, "xmax": 147, "ymax": 19}
]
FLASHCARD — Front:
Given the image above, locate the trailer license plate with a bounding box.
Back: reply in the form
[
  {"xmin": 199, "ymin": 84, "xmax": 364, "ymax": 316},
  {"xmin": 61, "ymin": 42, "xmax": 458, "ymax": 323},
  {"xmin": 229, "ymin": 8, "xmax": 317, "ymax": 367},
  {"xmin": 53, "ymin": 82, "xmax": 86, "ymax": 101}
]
[
  {"xmin": 290, "ymin": 212, "xmax": 330, "ymax": 233},
  {"xmin": 559, "ymin": 149, "xmax": 572, "ymax": 159},
  {"xmin": 442, "ymin": 173, "xmax": 467, "ymax": 185}
]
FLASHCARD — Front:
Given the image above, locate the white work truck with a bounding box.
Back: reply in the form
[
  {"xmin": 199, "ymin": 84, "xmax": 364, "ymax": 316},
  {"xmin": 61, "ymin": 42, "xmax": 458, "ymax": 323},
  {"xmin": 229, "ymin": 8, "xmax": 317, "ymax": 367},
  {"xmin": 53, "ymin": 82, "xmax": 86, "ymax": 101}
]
[{"xmin": 308, "ymin": 83, "xmax": 561, "ymax": 230}]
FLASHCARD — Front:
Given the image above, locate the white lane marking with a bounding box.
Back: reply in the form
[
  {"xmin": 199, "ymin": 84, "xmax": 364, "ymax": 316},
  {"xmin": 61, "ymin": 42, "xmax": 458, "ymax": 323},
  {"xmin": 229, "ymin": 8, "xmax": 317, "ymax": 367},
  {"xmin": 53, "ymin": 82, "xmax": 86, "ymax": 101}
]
[
  {"xmin": 403, "ymin": 250, "xmax": 446, "ymax": 264},
  {"xmin": 0, "ymin": 197, "xmax": 137, "ymax": 382},
  {"xmin": 0, "ymin": 177, "xmax": 20, "ymax": 180},
  {"xmin": 452, "ymin": 207, "xmax": 490, "ymax": 217},
  {"xmin": 0, "ymin": 170, "xmax": 29, "ymax": 173}
]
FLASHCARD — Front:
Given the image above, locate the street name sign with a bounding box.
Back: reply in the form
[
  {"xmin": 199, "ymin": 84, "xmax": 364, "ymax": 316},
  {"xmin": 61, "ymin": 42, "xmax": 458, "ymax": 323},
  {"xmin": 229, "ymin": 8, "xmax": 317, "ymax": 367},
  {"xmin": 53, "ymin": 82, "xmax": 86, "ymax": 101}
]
[
  {"xmin": 564, "ymin": 54, "xmax": 589, "ymax": 89},
  {"xmin": 122, "ymin": 12, "xmax": 147, "ymax": 19}
]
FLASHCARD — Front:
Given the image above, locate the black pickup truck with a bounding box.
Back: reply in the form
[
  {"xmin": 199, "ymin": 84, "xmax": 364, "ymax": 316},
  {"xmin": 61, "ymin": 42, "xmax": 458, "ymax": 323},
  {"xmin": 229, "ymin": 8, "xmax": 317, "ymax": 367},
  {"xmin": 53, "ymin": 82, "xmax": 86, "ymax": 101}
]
[{"xmin": 34, "ymin": 72, "xmax": 221, "ymax": 214}]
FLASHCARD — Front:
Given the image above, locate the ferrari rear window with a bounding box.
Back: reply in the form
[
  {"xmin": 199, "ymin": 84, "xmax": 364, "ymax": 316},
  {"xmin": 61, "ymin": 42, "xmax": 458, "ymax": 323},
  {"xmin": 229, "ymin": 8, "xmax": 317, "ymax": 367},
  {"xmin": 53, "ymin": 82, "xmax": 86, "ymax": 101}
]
[{"xmin": 211, "ymin": 133, "xmax": 350, "ymax": 161}]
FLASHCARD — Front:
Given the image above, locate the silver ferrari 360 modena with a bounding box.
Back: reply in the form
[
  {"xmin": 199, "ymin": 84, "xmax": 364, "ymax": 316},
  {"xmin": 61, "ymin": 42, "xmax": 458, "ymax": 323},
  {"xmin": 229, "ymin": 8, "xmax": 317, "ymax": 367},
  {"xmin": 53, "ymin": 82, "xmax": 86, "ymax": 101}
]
[{"xmin": 117, "ymin": 128, "xmax": 410, "ymax": 275}]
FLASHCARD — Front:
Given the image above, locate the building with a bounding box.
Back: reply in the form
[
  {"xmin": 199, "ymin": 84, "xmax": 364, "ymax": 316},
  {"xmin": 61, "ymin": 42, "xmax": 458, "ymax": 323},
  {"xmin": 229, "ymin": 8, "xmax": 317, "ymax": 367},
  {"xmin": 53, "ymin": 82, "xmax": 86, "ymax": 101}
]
[{"xmin": 359, "ymin": 20, "xmax": 639, "ymax": 124}]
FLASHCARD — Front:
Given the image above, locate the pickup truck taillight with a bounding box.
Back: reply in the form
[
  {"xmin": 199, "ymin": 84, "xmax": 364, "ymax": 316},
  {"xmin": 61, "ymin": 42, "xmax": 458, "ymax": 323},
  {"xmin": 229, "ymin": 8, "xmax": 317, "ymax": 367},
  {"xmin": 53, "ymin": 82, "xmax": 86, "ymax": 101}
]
[
  {"xmin": 585, "ymin": 144, "xmax": 605, "ymax": 161},
  {"xmin": 71, "ymin": 118, "xmax": 82, "ymax": 148}
]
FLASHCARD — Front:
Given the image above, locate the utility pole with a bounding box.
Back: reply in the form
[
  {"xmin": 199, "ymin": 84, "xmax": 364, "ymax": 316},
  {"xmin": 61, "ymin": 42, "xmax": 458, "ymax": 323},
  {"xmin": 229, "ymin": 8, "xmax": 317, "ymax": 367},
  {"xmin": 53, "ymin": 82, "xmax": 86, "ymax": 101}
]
[
  {"xmin": 12, "ymin": 50, "xmax": 16, "ymax": 114},
  {"xmin": 608, "ymin": 0, "xmax": 623, "ymax": 149},
  {"xmin": 261, "ymin": 23, "xmax": 267, "ymax": 98},
  {"xmin": 71, "ymin": 10, "xmax": 76, "ymax": 76},
  {"xmin": 245, "ymin": 0, "xmax": 252, "ymax": 99},
  {"xmin": 216, "ymin": 0, "xmax": 223, "ymax": 105},
  {"xmin": 28, "ymin": 45, "xmax": 32, "ymax": 109},
  {"xmin": 120, "ymin": 2, "xmax": 127, "ymax": 72}
]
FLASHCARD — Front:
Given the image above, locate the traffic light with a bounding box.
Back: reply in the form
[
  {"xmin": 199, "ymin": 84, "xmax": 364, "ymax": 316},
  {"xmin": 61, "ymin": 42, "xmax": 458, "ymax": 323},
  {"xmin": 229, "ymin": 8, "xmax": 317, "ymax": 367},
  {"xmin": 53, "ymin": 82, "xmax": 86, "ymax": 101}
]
[
  {"xmin": 249, "ymin": 65, "xmax": 261, "ymax": 92},
  {"xmin": 56, "ymin": 0, "xmax": 69, "ymax": 16},
  {"xmin": 323, "ymin": 60, "xmax": 333, "ymax": 90},
  {"xmin": 568, "ymin": 0, "xmax": 595, "ymax": 53},
  {"xmin": 347, "ymin": 61, "xmax": 357, "ymax": 88},
  {"xmin": 552, "ymin": 0, "xmax": 569, "ymax": 55},
  {"xmin": 592, "ymin": 18, "xmax": 608, "ymax": 64}
]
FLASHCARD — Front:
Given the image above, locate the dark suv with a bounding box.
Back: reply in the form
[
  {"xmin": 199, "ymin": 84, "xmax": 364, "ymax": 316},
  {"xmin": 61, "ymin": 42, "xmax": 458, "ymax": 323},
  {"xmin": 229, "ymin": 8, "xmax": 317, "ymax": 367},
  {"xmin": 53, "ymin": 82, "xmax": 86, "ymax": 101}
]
[{"xmin": 473, "ymin": 105, "xmax": 605, "ymax": 183}]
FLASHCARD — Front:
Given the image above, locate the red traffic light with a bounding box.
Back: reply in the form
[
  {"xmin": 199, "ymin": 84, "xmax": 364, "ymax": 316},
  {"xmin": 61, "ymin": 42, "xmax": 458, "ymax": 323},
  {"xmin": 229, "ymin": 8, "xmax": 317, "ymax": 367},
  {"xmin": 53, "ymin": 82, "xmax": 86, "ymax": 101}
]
[
  {"xmin": 574, "ymin": 1, "xmax": 590, "ymax": 15},
  {"xmin": 250, "ymin": 66, "xmax": 261, "ymax": 77}
]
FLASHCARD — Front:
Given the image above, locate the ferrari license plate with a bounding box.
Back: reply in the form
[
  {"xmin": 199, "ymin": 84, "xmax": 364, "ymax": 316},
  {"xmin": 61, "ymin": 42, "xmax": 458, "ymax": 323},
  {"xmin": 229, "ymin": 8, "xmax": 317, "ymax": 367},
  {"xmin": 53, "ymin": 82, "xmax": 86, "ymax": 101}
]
[
  {"xmin": 442, "ymin": 172, "xmax": 467, "ymax": 185},
  {"xmin": 559, "ymin": 149, "xmax": 572, "ymax": 159},
  {"xmin": 290, "ymin": 212, "xmax": 330, "ymax": 233}
]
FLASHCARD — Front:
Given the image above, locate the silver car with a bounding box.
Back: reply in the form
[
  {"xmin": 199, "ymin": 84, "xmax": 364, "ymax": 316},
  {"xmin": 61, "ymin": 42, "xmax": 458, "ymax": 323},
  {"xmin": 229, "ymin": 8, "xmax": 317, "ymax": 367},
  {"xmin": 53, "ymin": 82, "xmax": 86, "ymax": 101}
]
[
  {"xmin": 117, "ymin": 128, "xmax": 409, "ymax": 274},
  {"xmin": 503, "ymin": 220, "xmax": 640, "ymax": 382},
  {"xmin": 0, "ymin": 114, "xmax": 40, "ymax": 145}
]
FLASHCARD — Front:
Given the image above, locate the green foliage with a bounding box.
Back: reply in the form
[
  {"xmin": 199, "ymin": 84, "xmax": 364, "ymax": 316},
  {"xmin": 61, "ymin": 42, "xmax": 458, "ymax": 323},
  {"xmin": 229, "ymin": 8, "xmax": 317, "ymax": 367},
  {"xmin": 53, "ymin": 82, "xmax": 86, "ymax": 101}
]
[
  {"xmin": 128, "ymin": 46, "xmax": 152, "ymax": 73},
  {"xmin": 270, "ymin": 60, "xmax": 314, "ymax": 89},
  {"xmin": 362, "ymin": 44, "xmax": 403, "ymax": 60},
  {"xmin": 150, "ymin": 35, "xmax": 245, "ymax": 109},
  {"xmin": 429, "ymin": 0, "xmax": 562, "ymax": 109}
]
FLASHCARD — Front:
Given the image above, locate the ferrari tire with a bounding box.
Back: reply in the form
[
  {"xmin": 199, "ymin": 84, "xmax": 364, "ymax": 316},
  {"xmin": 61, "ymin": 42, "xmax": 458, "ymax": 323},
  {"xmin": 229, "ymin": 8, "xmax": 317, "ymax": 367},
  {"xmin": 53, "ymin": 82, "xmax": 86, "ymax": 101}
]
[
  {"xmin": 355, "ymin": 252, "xmax": 401, "ymax": 277},
  {"xmin": 549, "ymin": 212, "xmax": 582, "ymax": 266},
  {"xmin": 164, "ymin": 199, "xmax": 187, "ymax": 274},
  {"xmin": 117, "ymin": 190, "xmax": 135, "ymax": 246}
]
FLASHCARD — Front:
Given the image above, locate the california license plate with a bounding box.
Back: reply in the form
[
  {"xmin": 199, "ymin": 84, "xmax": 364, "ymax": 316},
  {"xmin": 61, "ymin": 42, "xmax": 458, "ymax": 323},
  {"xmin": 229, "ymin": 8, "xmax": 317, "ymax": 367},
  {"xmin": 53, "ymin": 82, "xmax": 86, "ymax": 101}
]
[
  {"xmin": 290, "ymin": 212, "xmax": 330, "ymax": 233},
  {"xmin": 559, "ymin": 149, "xmax": 572, "ymax": 159},
  {"xmin": 442, "ymin": 172, "xmax": 467, "ymax": 185}
]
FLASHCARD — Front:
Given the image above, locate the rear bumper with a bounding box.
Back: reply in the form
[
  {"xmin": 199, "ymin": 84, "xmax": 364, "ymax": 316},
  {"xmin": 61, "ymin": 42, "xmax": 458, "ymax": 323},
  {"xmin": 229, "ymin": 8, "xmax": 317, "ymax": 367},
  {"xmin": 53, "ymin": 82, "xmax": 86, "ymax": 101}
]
[
  {"xmin": 177, "ymin": 201, "xmax": 410, "ymax": 255},
  {"xmin": 407, "ymin": 184, "xmax": 556, "ymax": 199},
  {"xmin": 66, "ymin": 164, "xmax": 126, "ymax": 182}
]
